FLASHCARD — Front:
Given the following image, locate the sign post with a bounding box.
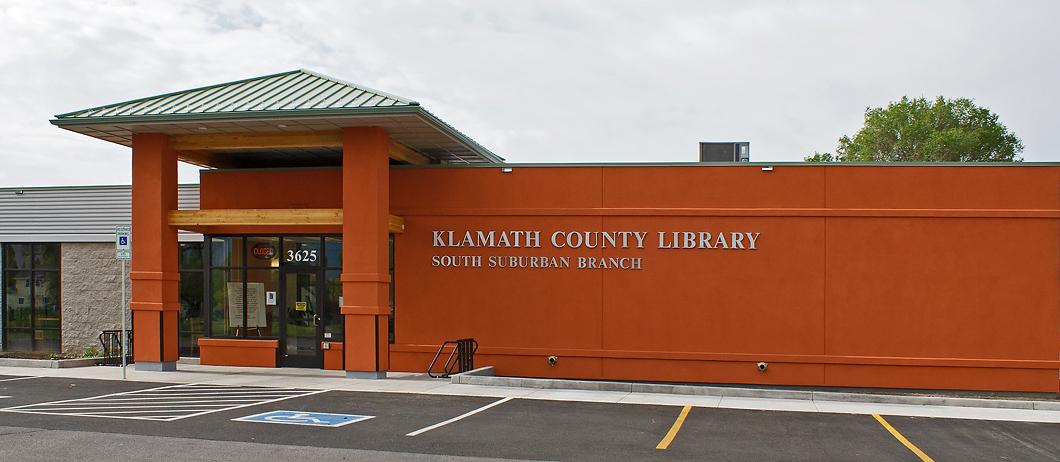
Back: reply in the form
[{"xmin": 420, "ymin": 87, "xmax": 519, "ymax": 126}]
[{"xmin": 115, "ymin": 226, "xmax": 131, "ymax": 379}]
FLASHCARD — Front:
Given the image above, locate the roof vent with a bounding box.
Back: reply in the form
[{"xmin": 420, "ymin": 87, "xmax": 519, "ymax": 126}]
[{"xmin": 700, "ymin": 142, "xmax": 750, "ymax": 162}]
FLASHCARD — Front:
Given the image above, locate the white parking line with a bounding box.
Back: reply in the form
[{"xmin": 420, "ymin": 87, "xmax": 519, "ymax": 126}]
[
  {"xmin": 0, "ymin": 376, "xmax": 42, "ymax": 383},
  {"xmin": 406, "ymin": 397, "xmax": 514, "ymax": 437},
  {"xmin": 0, "ymin": 384, "xmax": 328, "ymax": 421}
]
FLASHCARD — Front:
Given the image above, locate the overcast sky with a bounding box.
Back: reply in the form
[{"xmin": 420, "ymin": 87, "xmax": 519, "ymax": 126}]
[{"xmin": 1, "ymin": 1, "xmax": 1058, "ymax": 186}]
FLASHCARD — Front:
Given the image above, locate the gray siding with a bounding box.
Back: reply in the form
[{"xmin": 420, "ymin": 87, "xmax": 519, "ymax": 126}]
[{"xmin": 0, "ymin": 185, "xmax": 201, "ymax": 242}]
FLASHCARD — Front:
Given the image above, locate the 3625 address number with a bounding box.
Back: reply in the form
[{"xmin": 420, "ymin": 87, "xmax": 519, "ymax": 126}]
[{"xmin": 286, "ymin": 250, "xmax": 318, "ymax": 262}]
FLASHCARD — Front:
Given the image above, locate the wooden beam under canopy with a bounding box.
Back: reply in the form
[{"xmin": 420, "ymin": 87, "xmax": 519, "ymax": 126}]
[
  {"xmin": 168, "ymin": 208, "xmax": 405, "ymax": 234},
  {"xmin": 169, "ymin": 131, "xmax": 343, "ymax": 151},
  {"xmin": 388, "ymin": 214, "xmax": 406, "ymax": 233},
  {"xmin": 388, "ymin": 140, "xmax": 431, "ymax": 165}
]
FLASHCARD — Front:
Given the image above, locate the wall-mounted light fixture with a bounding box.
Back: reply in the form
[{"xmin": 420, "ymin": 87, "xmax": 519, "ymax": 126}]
[
  {"xmin": 501, "ymin": 167, "xmax": 513, "ymax": 173},
  {"xmin": 761, "ymin": 166, "xmax": 773, "ymax": 171},
  {"xmin": 15, "ymin": 190, "xmax": 24, "ymax": 195}
]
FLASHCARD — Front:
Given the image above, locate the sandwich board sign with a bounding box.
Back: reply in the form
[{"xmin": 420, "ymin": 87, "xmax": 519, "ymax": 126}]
[{"xmin": 115, "ymin": 226, "xmax": 131, "ymax": 260}]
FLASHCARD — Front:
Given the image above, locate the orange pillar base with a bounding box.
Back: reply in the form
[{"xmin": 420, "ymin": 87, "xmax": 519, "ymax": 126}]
[
  {"xmin": 343, "ymin": 312, "xmax": 389, "ymax": 379},
  {"xmin": 132, "ymin": 307, "xmax": 179, "ymax": 371}
]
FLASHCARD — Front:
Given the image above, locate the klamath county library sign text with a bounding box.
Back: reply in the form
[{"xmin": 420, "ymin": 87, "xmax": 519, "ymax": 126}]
[{"xmin": 431, "ymin": 229, "xmax": 761, "ymax": 269}]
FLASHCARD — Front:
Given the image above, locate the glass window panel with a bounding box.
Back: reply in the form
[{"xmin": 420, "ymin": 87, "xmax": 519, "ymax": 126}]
[
  {"xmin": 5, "ymin": 271, "xmax": 31, "ymax": 327},
  {"xmin": 284, "ymin": 271, "xmax": 318, "ymax": 357},
  {"xmin": 179, "ymin": 272, "xmax": 205, "ymax": 333},
  {"xmin": 33, "ymin": 272, "xmax": 61, "ymax": 328},
  {"xmin": 36, "ymin": 329, "xmax": 60, "ymax": 353},
  {"xmin": 179, "ymin": 332, "xmax": 202, "ymax": 357},
  {"xmin": 325, "ymin": 237, "xmax": 342, "ymax": 268},
  {"xmin": 324, "ymin": 269, "xmax": 343, "ymax": 341},
  {"xmin": 281, "ymin": 237, "xmax": 322, "ymax": 267},
  {"xmin": 210, "ymin": 269, "xmax": 242, "ymax": 336},
  {"xmin": 178, "ymin": 243, "xmax": 205, "ymax": 270},
  {"xmin": 210, "ymin": 237, "xmax": 244, "ymax": 267},
  {"xmin": 5, "ymin": 329, "xmax": 31, "ymax": 351},
  {"xmin": 3, "ymin": 244, "xmax": 31, "ymax": 269},
  {"xmin": 33, "ymin": 244, "xmax": 60, "ymax": 269},
  {"xmin": 246, "ymin": 268, "xmax": 279, "ymax": 337},
  {"xmin": 246, "ymin": 237, "xmax": 280, "ymax": 267}
]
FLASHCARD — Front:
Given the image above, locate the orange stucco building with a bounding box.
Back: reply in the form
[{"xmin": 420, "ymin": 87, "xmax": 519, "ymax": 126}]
[{"xmin": 50, "ymin": 70, "xmax": 1060, "ymax": 392}]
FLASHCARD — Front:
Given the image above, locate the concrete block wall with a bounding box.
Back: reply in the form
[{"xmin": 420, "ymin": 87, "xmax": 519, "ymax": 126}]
[{"xmin": 60, "ymin": 242, "xmax": 130, "ymax": 355}]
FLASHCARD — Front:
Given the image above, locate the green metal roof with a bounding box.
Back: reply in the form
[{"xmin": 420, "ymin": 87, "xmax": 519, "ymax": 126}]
[
  {"xmin": 51, "ymin": 69, "xmax": 503, "ymax": 164},
  {"xmin": 55, "ymin": 69, "xmax": 417, "ymax": 119}
]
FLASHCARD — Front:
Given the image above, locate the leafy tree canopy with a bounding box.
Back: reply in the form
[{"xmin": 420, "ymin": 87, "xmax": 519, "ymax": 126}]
[{"xmin": 807, "ymin": 96, "xmax": 1023, "ymax": 162}]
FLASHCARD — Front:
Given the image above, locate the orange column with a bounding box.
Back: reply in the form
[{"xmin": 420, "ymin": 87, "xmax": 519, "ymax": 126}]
[
  {"xmin": 130, "ymin": 133, "xmax": 180, "ymax": 371},
  {"xmin": 341, "ymin": 126, "xmax": 391, "ymax": 379}
]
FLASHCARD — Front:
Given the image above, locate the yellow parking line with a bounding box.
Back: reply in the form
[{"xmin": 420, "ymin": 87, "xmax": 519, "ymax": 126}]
[
  {"xmin": 656, "ymin": 405, "xmax": 691, "ymax": 449},
  {"xmin": 873, "ymin": 414, "xmax": 935, "ymax": 462}
]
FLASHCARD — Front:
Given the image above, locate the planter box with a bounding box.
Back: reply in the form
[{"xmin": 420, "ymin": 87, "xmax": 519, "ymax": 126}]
[{"xmin": 198, "ymin": 338, "xmax": 278, "ymax": 368}]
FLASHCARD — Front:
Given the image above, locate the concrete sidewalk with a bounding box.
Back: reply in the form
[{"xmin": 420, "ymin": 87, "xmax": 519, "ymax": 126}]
[{"xmin": 1, "ymin": 363, "xmax": 1058, "ymax": 424}]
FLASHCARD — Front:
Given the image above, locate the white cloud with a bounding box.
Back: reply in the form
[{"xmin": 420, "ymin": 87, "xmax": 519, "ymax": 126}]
[{"xmin": 1, "ymin": 0, "xmax": 1057, "ymax": 186}]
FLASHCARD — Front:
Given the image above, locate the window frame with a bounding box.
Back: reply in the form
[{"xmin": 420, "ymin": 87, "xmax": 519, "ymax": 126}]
[
  {"xmin": 2, "ymin": 243, "xmax": 62, "ymax": 352},
  {"xmin": 177, "ymin": 242, "xmax": 207, "ymax": 357},
  {"xmin": 204, "ymin": 234, "xmax": 344, "ymax": 340}
]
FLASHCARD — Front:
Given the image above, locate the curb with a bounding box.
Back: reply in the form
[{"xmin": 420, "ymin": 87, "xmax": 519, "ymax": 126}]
[
  {"xmin": 451, "ymin": 374, "xmax": 1060, "ymax": 411},
  {"xmin": 0, "ymin": 357, "xmax": 102, "ymax": 369}
]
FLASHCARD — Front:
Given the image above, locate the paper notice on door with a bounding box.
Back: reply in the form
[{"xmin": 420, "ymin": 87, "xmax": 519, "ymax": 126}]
[{"xmin": 295, "ymin": 301, "xmax": 307, "ymax": 311}]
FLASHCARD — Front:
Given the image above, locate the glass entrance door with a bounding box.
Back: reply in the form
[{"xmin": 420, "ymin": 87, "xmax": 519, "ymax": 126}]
[{"xmin": 280, "ymin": 268, "xmax": 323, "ymax": 368}]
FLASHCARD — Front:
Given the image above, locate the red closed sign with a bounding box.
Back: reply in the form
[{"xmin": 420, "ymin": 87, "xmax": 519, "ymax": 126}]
[{"xmin": 251, "ymin": 243, "xmax": 276, "ymax": 260}]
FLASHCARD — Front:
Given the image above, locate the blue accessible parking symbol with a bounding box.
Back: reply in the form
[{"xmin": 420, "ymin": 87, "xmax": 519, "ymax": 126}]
[{"xmin": 234, "ymin": 410, "xmax": 374, "ymax": 427}]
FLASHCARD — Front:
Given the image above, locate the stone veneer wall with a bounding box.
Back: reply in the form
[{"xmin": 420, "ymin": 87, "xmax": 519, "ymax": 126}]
[{"xmin": 60, "ymin": 242, "xmax": 130, "ymax": 355}]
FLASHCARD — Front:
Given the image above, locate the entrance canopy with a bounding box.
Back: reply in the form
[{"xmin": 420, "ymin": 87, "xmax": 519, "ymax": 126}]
[
  {"xmin": 50, "ymin": 69, "xmax": 503, "ymax": 167},
  {"xmin": 50, "ymin": 70, "xmax": 433, "ymax": 374}
]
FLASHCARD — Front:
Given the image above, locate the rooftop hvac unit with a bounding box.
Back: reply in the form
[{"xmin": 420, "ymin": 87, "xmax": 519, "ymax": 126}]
[{"xmin": 700, "ymin": 142, "xmax": 750, "ymax": 162}]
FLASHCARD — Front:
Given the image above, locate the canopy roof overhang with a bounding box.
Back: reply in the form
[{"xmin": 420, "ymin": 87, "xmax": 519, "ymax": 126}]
[{"xmin": 50, "ymin": 69, "xmax": 504, "ymax": 168}]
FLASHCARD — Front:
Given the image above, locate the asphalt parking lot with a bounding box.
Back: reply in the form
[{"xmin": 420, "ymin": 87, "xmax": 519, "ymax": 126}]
[{"xmin": 1, "ymin": 375, "xmax": 1058, "ymax": 461}]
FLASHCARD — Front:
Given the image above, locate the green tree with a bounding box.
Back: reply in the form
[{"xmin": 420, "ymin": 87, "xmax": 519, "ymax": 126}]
[
  {"xmin": 804, "ymin": 152, "xmax": 838, "ymax": 162},
  {"xmin": 807, "ymin": 96, "xmax": 1023, "ymax": 162}
]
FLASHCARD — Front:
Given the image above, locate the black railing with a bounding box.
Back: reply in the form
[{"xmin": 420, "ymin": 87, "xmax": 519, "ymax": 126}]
[
  {"xmin": 427, "ymin": 338, "xmax": 478, "ymax": 378},
  {"xmin": 98, "ymin": 329, "xmax": 133, "ymax": 366}
]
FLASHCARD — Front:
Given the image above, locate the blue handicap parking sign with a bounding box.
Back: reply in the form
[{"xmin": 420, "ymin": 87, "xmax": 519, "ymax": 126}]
[{"xmin": 234, "ymin": 410, "xmax": 374, "ymax": 427}]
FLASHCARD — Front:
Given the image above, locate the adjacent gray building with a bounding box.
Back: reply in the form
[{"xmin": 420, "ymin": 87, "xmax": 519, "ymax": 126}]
[{"xmin": 0, "ymin": 185, "xmax": 201, "ymax": 355}]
